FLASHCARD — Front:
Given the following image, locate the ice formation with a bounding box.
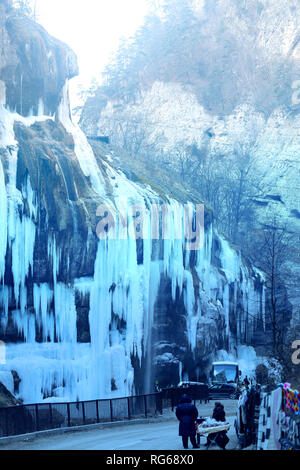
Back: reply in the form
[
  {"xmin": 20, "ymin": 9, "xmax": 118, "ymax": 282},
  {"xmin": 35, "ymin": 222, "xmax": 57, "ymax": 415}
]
[
  {"xmin": 216, "ymin": 345, "xmax": 264, "ymax": 380},
  {"xmin": 0, "ymin": 84, "xmax": 266, "ymax": 404}
]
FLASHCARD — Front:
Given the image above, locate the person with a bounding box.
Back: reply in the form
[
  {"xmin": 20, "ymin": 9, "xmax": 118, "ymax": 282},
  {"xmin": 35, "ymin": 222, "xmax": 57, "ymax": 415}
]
[
  {"xmin": 176, "ymin": 394, "xmax": 199, "ymax": 449},
  {"xmin": 154, "ymin": 380, "xmax": 161, "ymax": 392},
  {"xmin": 213, "ymin": 402, "xmax": 226, "ymax": 422},
  {"xmin": 243, "ymin": 376, "xmax": 250, "ymax": 388},
  {"xmin": 205, "ymin": 402, "xmax": 229, "ymax": 449}
]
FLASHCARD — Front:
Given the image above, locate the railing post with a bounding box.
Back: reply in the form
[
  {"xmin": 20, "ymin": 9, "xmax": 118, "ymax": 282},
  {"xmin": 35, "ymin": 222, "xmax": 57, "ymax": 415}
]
[
  {"xmin": 127, "ymin": 397, "xmax": 131, "ymax": 420},
  {"xmin": 156, "ymin": 392, "xmax": 163, "ymax": 415},
  {"xmin": 110, "ymin": 399, "xmax": 113, "ymax": 422},
  {"xmin": 96, "ymin": 400, "xmax": 100, "ymax": 423},
  {"xmin": 144, "ymin": 395, "xmax": 147, "ymax": 418},
  {"xmin": 82, "ymin": 402, "xmax": 86, "ymax": 425},
  {"xmin": 22, "ymin": 405, "xmax": 27, "ymax": 434},
  {"xmin": 35, "ymin": 404, "xmax": 39, "ymax": 431},
  {"xmin": 67, "ymin": 403, "xmax": 71, "ymax": 427},
  {"xmin": 49, "ymin": 404, "xmax": 53, "ymax": 428},
  {"xmin": 4, "ymin": 407, "xmax": 8, "ymax": 436}
]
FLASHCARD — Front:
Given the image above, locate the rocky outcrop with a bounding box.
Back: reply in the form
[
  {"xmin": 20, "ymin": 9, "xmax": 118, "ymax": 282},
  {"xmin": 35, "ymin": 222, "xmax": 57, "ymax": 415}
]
[
  {"xmin": 0, "ymin": 378, "xmax": 20, "ymax": 407},
  {"xmin": 0, "ymin": 0, "xmax": 78, "ymax": 115}
]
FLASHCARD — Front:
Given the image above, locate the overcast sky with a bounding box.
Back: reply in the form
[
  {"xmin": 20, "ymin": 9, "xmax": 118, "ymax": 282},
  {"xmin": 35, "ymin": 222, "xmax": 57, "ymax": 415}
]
[{"xmin": 36, "ymin": 0, "xmax": 149, "ymax": 88}]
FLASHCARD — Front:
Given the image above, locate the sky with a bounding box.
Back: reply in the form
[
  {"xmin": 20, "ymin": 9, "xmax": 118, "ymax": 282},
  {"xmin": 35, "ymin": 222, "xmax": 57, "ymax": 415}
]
[{"xmin": 36, "ymin": 0, "xmax": 149, "ymax": 105}]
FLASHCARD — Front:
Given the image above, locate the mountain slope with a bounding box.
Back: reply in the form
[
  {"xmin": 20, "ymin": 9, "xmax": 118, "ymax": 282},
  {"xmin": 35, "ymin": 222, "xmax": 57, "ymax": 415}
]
[{"xmin": 80, "ymin": 0, "xmax": 299, "ymax": 333}]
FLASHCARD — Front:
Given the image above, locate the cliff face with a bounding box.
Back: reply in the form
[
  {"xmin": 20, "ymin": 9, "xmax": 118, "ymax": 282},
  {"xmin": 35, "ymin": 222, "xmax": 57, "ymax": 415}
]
[
  {"xmin": 0, "ymin": 3, "xmax": 265, "ymax": 403},
  {"xmin": 0, "ymin": 0, "xmax": 78, "ymax": 115},
  {"xmin": 80, "ymin": 0, "xmax": 300, "ymax": 133},
  {"xmin": 80, "ymin": 0, "xmax": 299, "ymax": 332}
]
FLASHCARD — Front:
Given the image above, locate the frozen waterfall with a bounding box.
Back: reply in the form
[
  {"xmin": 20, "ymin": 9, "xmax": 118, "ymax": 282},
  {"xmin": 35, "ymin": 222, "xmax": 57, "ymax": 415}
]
[{"xmin": 0, "ymin": 96, "xmax": 265, "ymax": 404}]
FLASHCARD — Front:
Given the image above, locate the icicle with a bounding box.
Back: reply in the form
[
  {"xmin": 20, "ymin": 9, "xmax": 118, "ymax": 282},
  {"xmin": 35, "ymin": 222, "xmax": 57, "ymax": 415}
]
[
  {"xmin": 33, "ymin": 283, "xmax": 54, "ymax": 342},
  {"xmin": 57, "ymin": 81, "xmax": 105, "ymax": 197},
  {"xmin": 184, "ymin": 270, "xmax": 198, "ymax": 350},
  {"xmin": 0, "ymin": 156, "xmax": 7, "ymax": 281},
  {"xmin": 37, "ymin": 98, "xmax": 45, "ymax": 116},
  {"xmin": 54, "ymin": 283, "xmax": 77, "ymax": 344},
  {"xmin": 219, "ymin": 236, "xmax": 240, "ymax": 284},
  {"xmin": 11, "ymin": 215, "xmax": 36, "ymax": 309},
  {"xmin": 222, "ymin": 283, "xmax": 230, "ymax": 340}
]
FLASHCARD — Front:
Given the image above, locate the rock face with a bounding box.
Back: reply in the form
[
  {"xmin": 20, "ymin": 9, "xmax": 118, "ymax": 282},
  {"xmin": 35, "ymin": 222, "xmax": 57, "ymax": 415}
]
[
  {"xmin": 0, "ymin": 3, "xmax": 266, "ymax": 404},
  {"xmin": 0, "ymin": 379, "xmax": 20, "ymax": 407},
  {"xmin": 0, "ymin": 0, "xmax": 78, "ymax": 115},
  {"xmin": 80, "ymin": 0, "xmax": 300, "ymax": 333}
]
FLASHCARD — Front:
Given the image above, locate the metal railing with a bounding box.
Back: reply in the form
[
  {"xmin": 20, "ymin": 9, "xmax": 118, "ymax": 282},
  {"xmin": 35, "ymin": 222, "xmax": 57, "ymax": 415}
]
[
  {"xmin": 0, "ymin": 385, "xmax": 210, "ymax": 438},
  {"xmin": 0, "ymin": 393, "xmax": 163, "ymax": 438}
]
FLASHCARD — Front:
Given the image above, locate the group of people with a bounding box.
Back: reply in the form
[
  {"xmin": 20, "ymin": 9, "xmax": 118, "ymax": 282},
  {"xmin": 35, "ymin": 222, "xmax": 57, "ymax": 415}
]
[{"xmin": 175, "ymin": 394, "xmax": 229, "ymax": 450}]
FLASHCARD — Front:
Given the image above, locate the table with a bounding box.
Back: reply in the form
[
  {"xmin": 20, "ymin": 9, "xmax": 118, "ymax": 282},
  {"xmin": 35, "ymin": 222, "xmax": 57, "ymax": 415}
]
[{"xmin": 196, "ymin": 423, "xmax": 230, "ymax": 447}]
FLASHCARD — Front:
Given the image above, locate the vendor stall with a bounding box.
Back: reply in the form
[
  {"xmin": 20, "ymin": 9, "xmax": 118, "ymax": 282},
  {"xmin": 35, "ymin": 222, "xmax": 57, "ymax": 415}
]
[
  {"xmin": 257, "ymin": 383, "xmax": 300, "ymax": 450},
  {"xmin": 195, "ymin": 417, "xmax": 230, "ymax": 449}
]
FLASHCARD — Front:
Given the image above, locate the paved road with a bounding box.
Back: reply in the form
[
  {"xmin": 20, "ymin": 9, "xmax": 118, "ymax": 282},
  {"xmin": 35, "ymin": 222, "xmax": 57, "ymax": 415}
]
[{"xmin": 0, "ymin": 401, "xmax": 239, "ymax": 451}]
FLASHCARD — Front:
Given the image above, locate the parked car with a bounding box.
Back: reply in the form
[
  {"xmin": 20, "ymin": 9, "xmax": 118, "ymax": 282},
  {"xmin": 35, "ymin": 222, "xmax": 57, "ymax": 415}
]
[
  {"xmin": 175, "ymin": 381, "xmax": 209, "ymax": 402},
  {"xmin": 209, "ymin": 383, "xmax": 241, "ymax": 399},
  {"xmin": 177, "ymin": 381, "xmax": 205, "ymax": 388}
]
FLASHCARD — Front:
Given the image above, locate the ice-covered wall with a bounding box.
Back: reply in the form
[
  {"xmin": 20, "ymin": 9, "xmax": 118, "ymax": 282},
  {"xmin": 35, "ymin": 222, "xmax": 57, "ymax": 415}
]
[
  {"xmin": 0, "ymin": 91, "xmax": 266, "ymax": 403},
  {"xmin": 0, "ymin": 96, "xmax": 263, "ymax": 402},
  {"xmin": 0, "ymin": 3, "xmax": 266, "ymax": 404}
]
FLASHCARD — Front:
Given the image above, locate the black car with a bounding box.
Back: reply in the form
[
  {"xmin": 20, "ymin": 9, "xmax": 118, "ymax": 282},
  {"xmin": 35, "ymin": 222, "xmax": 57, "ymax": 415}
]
[{"xmin": 209, "ymin": 383, "xmax": 240, "ymax": 399}]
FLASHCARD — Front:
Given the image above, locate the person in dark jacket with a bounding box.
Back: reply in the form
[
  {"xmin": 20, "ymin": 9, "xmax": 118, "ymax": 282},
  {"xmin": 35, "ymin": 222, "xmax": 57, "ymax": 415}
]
[
  {"xmin": 206, "ymin": 402, "xmax": 228, "ymax": 449},
  {"xmin": 213, "ymin": 402, "xmax": 226, "ymax": 422},
  {"xmin": 176, "ymin": 394, "xmax": 199, "ymax": 449},
  {"xmin": 243, "ymin": 376, "xmax": 250, "ymax": 388}
]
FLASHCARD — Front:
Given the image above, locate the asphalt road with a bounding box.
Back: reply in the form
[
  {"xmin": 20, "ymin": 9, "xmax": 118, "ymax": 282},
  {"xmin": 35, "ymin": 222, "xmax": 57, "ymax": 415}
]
[{"xmin": 0, "ymin": 400, "xmax": 239, "ymax": 451}]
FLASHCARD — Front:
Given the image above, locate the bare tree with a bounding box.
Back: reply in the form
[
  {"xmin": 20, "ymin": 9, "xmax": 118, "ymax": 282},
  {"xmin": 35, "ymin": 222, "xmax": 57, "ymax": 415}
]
[
  {"xmin": 13, "ymin": 0, "xmax": 33, "ymax": 16},
  {"xmin": 171, "ymin": 135, "xmax": 263, "ymax": 243},
  {"xmin": 255, "ymin": 219, "xmax": 294, "ymax": 357},
  {"xmin": 98, "ymin": 103, "xmax": 165, "ymax": 158},
  {"xmin": 220, "ymin": 147, "xmax": 262, "ymax": 243}
]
